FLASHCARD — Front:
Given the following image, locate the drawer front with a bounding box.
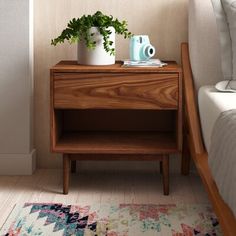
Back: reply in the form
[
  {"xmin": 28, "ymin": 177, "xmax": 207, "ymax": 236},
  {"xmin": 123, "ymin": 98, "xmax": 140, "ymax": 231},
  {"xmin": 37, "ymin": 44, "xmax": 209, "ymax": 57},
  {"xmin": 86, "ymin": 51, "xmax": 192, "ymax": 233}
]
[{"xmin": 53, "ymin": 73, "xmax": 178, "ymax": 109}]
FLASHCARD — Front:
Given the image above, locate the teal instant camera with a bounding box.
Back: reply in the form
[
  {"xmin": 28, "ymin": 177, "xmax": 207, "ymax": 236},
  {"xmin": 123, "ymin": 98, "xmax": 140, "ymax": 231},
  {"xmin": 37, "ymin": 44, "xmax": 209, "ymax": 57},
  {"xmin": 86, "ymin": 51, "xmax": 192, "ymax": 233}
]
[{"xmin": 130, "ymin": 35, "xmax": 155, "ymax": 61}]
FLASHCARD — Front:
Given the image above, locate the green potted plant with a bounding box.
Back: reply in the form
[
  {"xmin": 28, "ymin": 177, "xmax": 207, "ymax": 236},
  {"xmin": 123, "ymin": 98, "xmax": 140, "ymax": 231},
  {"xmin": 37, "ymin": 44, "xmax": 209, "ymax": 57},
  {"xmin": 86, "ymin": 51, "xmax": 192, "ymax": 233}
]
[{"xmin": 51, "ymin": 11, "xmax": 132, "ymax": 65}]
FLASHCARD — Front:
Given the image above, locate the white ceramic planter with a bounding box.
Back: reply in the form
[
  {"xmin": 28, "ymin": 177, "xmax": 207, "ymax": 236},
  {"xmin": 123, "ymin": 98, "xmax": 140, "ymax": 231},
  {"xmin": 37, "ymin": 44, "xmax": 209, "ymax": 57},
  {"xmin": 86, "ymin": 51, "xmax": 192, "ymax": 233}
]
[{"xmin": 77, "ymin": 27, "xmax": 115, "ymax": 65}]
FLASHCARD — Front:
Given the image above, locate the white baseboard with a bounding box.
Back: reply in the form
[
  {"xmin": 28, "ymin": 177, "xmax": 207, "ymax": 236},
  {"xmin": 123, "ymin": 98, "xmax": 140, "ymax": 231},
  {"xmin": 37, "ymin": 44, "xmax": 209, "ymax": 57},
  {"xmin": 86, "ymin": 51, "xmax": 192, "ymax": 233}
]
[{"xmin": 0, "ymin": 149, "xmax": 36, "ymax": 175}]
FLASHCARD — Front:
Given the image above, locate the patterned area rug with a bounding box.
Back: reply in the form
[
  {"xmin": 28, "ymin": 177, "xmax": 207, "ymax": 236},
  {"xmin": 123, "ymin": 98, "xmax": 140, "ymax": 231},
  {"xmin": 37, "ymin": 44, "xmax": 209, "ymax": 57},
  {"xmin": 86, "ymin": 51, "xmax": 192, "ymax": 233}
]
[{"xmin": 0, "ymin": 203, "xmax": 222, "ymax": 236}]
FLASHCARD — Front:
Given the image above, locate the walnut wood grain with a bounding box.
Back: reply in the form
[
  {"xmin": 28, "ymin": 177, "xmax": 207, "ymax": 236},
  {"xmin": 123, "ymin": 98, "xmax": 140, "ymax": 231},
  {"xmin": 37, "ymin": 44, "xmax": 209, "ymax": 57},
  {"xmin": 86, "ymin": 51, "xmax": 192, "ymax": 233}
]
[
  {"xmin": 181, "ymin": 43, "xmax": 236, "ymax": 236},
  {"xmin": 177, "ymin": 71, "xmax": 183, "ymax": 151},
  {"xmin": 51, "ymin": 60, "xmax": 181, "ymax": 73},
  {"xmin": 50, "ymin": 60, "xmax": 182, "ymax": 195},
  {"xmin": 181, "ymin": 44, "xmax": 204, "ymax": 155},
  {"xmin": 54, "ymin": 73, "xmax": 178, "ymax": 110},
  {"xmin": 68, "ymin": 154, "xmax": 164, "ymax": 161},
  {"xmin": 50, "ymin": 70, "xmax": 56, "ymax": 152},
  {"xmin": 53, "ymin": 131, "xmax": 177, "ymax": 154}
]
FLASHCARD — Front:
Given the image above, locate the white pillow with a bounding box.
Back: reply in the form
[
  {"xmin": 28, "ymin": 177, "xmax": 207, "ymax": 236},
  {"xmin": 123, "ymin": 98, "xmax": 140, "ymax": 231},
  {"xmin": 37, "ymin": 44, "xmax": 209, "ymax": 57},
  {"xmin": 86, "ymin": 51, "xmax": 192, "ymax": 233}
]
[
  {"xmin": 221, "ymin": 0, "xmax": 236, "ymax": 89},
  {"xmin": 215, "ymin": 80, "xmax": 236, "ymax": 92},
  {"xmin": 211, "ymin": 0, "xmax": 233, "ymax": 81},
  {"xmin": 189, "ymin": 0, "xmax": 225, "ymax": 91}
]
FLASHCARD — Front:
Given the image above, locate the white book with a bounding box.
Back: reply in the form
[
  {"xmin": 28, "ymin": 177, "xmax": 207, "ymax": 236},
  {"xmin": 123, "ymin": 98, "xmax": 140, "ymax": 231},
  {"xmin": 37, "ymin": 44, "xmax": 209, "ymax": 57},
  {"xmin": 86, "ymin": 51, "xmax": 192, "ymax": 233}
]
[{"xmin": 122, "ymin": 59, "xmax": 167, "ymax": 67}]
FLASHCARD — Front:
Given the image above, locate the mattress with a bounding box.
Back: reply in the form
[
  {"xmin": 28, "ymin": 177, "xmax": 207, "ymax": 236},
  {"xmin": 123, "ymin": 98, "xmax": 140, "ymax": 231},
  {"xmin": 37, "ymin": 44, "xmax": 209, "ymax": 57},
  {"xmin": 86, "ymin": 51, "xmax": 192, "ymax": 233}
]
[{"xmin": 198, "ymin": 86, "xmax": 236, "ymax": 152}]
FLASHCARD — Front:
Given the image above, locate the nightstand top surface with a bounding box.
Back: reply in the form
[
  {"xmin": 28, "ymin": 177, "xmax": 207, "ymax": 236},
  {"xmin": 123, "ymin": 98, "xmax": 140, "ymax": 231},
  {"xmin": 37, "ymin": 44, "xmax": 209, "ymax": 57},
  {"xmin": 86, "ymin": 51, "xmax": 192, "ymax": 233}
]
[{"xmin": 51, "ymin": 60, "xmax": 181, "ymax": 73}]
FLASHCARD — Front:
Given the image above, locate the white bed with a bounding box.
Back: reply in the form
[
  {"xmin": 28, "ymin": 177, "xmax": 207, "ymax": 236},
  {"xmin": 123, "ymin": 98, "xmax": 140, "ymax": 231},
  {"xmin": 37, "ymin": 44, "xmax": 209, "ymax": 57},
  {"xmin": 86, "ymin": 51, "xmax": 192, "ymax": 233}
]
[
  {"xmin": 184, "ymin": 0, "xmax": 236, "ymax": 233},
  {"xmin": 198, "ymin": 86, "xmax": 236, "ymax": 217},
  {"xmin": 198, "ymin": 86, "xmax": 236, "ymax": 152}
]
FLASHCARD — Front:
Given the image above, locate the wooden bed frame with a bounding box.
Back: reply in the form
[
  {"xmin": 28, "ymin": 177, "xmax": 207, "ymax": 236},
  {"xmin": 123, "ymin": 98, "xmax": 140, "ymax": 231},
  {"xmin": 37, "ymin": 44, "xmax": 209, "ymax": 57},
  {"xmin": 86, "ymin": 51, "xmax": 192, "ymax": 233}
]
[{"xmin": 181, "ymin": 43, "xmax": 236, "ymax": 235}]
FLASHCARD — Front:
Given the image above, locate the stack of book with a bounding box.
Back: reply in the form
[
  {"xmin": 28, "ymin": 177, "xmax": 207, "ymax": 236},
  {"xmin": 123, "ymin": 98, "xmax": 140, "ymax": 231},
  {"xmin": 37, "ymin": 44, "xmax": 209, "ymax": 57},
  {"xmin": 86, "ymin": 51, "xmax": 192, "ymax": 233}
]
[{"xmin": 122, "ymin": 59, "xmax": 167, "ymax": 67}]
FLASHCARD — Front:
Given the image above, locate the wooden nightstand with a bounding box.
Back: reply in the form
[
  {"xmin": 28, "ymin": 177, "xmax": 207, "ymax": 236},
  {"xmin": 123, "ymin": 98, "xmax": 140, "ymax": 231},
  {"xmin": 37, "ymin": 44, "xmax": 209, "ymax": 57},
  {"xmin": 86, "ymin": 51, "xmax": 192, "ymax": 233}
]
[{"xmin": 50, "ymin": 61, "xmax": 182, "ymax": 195}]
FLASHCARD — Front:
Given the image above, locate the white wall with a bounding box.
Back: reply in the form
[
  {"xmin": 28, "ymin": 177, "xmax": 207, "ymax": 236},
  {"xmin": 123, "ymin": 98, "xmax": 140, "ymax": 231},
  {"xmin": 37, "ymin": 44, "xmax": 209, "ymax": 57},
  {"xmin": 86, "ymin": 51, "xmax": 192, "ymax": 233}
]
[{"xmin": 0, "ymin": 0, "xmax": 35, "ymax": 174}]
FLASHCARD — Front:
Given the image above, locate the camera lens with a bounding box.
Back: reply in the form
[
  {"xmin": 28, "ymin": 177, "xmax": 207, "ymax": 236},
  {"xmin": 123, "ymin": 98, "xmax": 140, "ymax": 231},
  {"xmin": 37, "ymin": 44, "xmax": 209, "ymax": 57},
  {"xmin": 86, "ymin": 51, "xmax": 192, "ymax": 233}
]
[{"xmin": 143, "ymin": 45, "xmax": 155, "ymax": 59}]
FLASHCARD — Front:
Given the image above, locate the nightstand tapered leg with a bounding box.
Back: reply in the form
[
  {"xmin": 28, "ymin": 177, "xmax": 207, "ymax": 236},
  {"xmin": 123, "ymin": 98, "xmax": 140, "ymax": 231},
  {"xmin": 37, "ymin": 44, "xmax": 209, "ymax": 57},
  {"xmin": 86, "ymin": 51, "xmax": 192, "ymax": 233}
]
[
  {"xmin": 63, "ymin": 154, "xmax": 70, "ymax": 194},
  {"xmin": 159, "ymin": 161, "xmax": 163, "ymax": 174},
  {"xmin": 162, "ymin": 155, "xmax": 169, "ymax": 195},
  {"xmin": 71, "ymin": 160, "xmax": 76, "ymax": 173}
]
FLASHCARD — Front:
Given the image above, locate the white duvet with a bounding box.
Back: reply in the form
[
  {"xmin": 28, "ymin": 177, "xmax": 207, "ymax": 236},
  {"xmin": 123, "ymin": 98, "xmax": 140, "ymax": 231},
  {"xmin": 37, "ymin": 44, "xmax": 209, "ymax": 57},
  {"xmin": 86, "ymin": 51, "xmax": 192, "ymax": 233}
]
[
  {"xmin": 208, "ymin": 110, "xmax": 236, "ymax": 217},
  {"xmin": 198, "ymin": 86, "xmax": 236, "ymax": 216},
  {"xmin": 198, "ymin": 86, "xmax": 236, "ymax": 152}
]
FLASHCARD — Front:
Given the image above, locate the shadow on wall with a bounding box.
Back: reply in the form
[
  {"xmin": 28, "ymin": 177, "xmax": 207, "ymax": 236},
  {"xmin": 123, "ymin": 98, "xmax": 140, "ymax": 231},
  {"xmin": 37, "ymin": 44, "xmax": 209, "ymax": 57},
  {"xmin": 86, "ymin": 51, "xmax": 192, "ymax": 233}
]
[{"xmin": 34, "ymin": 0, "xmax": 188, "ymax": 169}]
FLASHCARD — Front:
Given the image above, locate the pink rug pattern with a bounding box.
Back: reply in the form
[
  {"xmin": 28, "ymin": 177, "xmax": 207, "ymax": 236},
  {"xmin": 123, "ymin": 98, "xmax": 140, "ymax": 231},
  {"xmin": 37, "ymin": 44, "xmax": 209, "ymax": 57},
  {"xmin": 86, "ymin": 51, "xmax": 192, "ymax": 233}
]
[{"xmin": 0, "ymin": 203, "xmax": 222, "ymax": 235}]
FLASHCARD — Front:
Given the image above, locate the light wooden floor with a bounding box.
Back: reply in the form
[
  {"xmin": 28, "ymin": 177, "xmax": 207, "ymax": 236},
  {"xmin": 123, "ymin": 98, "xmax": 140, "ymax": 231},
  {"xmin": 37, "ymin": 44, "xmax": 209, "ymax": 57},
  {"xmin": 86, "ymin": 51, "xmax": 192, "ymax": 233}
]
[{"xmin": 0, "ymin": 169, "xmax": 209, "ymax": 227}]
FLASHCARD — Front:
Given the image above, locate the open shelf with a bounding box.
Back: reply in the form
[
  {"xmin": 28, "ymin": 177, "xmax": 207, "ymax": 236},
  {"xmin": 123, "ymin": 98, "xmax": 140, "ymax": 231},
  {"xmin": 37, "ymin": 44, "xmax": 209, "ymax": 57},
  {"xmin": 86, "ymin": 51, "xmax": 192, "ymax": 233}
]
[
  {"xmin": 52, "ymin": 110, "xmax": 178, "ymax": 155},
  {"xmin": 53, "ymin": 131, "xmax": 177, "ymax": 154}
]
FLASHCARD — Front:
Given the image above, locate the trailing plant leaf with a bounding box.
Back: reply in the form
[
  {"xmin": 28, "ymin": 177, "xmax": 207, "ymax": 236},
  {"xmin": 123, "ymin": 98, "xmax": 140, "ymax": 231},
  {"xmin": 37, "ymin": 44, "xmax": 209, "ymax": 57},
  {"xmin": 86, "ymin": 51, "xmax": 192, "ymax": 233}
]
[{"xmin": 51, "ymin": 11, "xmax": 133, "ymax": 55}]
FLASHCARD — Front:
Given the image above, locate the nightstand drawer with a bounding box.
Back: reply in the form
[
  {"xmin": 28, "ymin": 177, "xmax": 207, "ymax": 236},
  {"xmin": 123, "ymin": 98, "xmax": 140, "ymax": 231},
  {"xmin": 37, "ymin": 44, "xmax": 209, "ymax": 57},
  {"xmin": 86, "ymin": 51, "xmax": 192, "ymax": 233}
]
[{"xmin": 53, "ymin": 73, "xmax": 178, "ymax": 109}]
